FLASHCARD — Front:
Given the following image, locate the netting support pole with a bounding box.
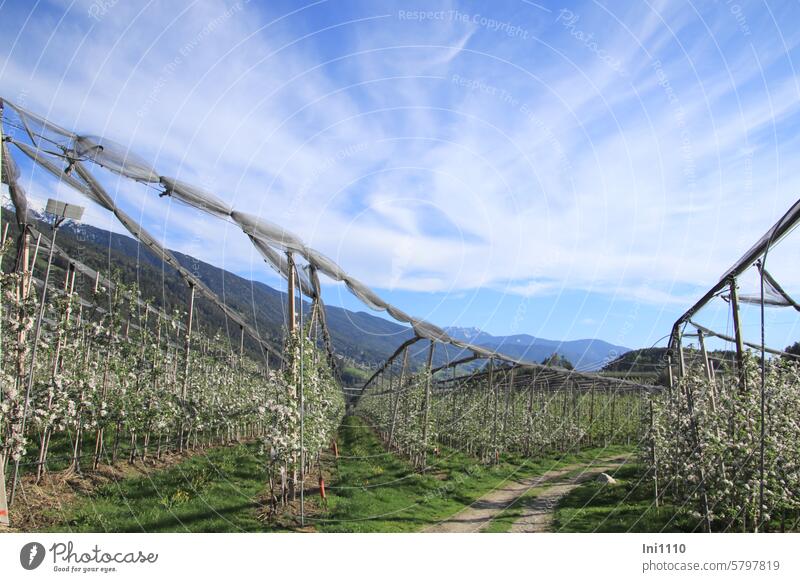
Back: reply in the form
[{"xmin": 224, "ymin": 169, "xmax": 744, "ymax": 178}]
[
  {"xmin": 729, "ymin": 277, "xmax": 746, "ymax": 390},
  {"xmin": 388, "ymin": 347, "xmax": 409, "ymax": 449},
  {"xmin": 0, "ymin": 107, "xmax": 8, "ymax": 527},
  {"xmin": 490, "ymin": 359, "xmax": 498, "ymax": 464},
  {"xmin": 649, "ymin": 396, "xmax": 659, "ymax": 508},
  {"xmin": 287, "ymin": 252, "xmax": 296, "ymax": 334},
  {"xmin": 526, "ymin": 373, "xmax": 537, "ymax": 455},
  {"xmin": 10, "ymin": 215, "xmax": 64, "ymax": 505},
  {"xmin": 180, "ymin": 282, "xmax": 195, "ymax": 453},
  {"xmin": 420, "ymin": 340, "xmax": 435, "ymax": 469},
  {"xmin": 697, "ymin": 330, "xmax": 718, "ymax": 401}
]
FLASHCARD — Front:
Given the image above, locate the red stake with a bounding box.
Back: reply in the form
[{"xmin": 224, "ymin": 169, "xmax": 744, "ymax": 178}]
[{"xmin": 318, "ymin": 477, "xmax": 326, "ymax": 499}]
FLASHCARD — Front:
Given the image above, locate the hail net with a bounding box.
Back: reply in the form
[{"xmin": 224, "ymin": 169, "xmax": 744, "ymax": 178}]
[{"xmin": 1, "ymin": 98, "xmax": 655, "ymax": 393}]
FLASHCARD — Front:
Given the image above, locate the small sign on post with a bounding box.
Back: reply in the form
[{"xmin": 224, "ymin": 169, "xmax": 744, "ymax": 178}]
[{"xmin": 0, "ymin": 453, "xmax": 10, "ymax": 527}]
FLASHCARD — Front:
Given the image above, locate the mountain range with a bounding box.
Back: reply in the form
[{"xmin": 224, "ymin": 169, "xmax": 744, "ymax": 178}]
[
  {"xmin": 444, "ymin": 327, "xmax": 629, "ymax": 371},
  {"xmin": 2, "ymin": 208, "xmax": 630, "ymax": 375}
]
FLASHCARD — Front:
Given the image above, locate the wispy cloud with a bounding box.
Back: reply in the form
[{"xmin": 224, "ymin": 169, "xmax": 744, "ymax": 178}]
[{"xmin": 3, "ymin": 0, "xmax": 800, "ymax": 321}]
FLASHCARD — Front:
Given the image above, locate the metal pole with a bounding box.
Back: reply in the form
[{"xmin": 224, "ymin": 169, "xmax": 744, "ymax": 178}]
[
  {"xmin": 10, "ymin": 218, "xmax": 62, "ymax": 505},
  {"xmin": 729, "ymin": 277, "xmax": 746, "ymax": 390}
]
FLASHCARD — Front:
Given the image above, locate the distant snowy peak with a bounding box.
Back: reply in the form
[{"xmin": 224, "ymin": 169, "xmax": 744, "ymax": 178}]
[
  {"xmin": 443, "ymin": 326, "xmax": 494, "ymax": 343},
  {"xmin": 444, "ymin": 326, "xmax": 629, "ymax": 371}
]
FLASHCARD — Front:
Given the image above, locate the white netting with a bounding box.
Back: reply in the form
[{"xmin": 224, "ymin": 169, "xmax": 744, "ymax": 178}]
[
  {"xmin": 159, "ymin": 177, "xmax": 233, "ymax": 218},
  {"xmin": 739, "ymin": 268, "xmax": 800, "ymax": 311},
  {"xmin": 250, "ymin": 236, "xmax": 315, "ymax": 298},
  {"xmin": 6, "ymin": 100, "xmax": 620, "ymax": 371},
  {"xmin": 386, "ymin": 305, "xmax": 413, "ymax": 323},
  {"xmin": 3, "ymin": 99, "xmax": 77, "ymax": 142},
  {"xmin": 409, "ymin": 318, "xmax": 449, "ymax": 342},
  {"xmin": 231, "ymin": 210, "xmax": 307, "ymax": 253},
  {"xmin": 1, "ymin": 141, "xmax": 30, "ymax": 224},
  {"xmin": 13, "ymin": 140, "xmax": 114, "ymax": 211},
  {"xmin": 305, "ymin": 248, "xmax": 347, "ymax": 281},
  {"xmin": 344, "ymin": 277, "xmax": 389, "ymax": 311},
  {"xmin": 73, "ymin": 135, "xmax": 161, "ymax": 182}
]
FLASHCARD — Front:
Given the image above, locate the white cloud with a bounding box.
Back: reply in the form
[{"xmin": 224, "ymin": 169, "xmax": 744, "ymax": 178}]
[{"xmin": 2, "ymin": 0, "xmax": 800, "ymax": 312}]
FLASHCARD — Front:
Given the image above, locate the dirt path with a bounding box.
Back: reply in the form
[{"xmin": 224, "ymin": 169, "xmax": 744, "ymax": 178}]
[
  {"xmin": 424, "ymin": 455, "xmax": 629, "ymax": 533},
  {"xmin": 510, "ymin": 458, "xmax": 627, "ymax": 532}
]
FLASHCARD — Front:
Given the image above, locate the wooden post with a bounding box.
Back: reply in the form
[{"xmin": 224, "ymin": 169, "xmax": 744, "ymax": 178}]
[
  {"xmin": 526, "ymin": 373, "xmax": 536, "ymax": 455},
  {"xmin": 388, "ymin": 348, "xmax": 409, "ymax": 448},
  {"xmin": 25, "ymin": 231, "xmax": 42, "ymax": 296},
  {"xmin": 502, "ymin": 367, "xmax": 514, "ymax": 434},
  {"xmin": 490, "ymin": 359, "xmax": 498, "ymax": 463},
  {"xmin": 420, "ymin": 341, "xmax": 435, "ymax": 469},
  {"xmin": 0, "ymin": 112, "xmax": 9, "ymax": 525},
  {"xmin": 180, "ymin": 283, "xmax": 195, "ymax": 452},
  {"xmin": 697, "ymin": 329, "xmax": 713, "ymax": 384},
  {"xmin": 667, "ymin": 355, "xmax": 675, "ymax": 391},
  {"xmin": 677, "ymin": 334, "xmax": 686, "ymax": 378},
  {"xmin": 588, "ymin": 382, "xmax": 595, "ymax": 447},
  {"xmin": 729, "ymin": 277, "xmax": 747, "ymax": 390},
  {"xmin": 684, "ymin": 379, "xmax": 712, "ymax": 531},
  {"xmin": 649, "ymin": 397, "xmax": 659, "ymax": 508},
  {"xmin": 287, "ymin": 252, "xmax": 296, "ymax": 334},
  {"xmin": 0, "ymin": 452, "xmax": 8, "ymax": 527}
]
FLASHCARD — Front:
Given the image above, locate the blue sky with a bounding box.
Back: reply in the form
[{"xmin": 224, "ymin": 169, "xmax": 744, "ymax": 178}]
[{"xmin": 2, "ymin": 0, "xmax": 800, "ymax": 351}]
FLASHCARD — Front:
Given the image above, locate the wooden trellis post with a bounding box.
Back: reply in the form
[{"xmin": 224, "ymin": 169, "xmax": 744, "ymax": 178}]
[
  {"xmin": 420, "ymin": 341, "xmax": 435, "ymax": 469},
  {"xmin": 649, "ymin": 396, "xmax": 659, "ymax": 508},
  {"xmin": 502, "ymin": 367, "xmax": 514, "ymax": 435},
  {"xmin": 525, "ymin": 372, "xmax": 536, "ymax": 455},
  {"xmin": 287, "ymin": 252, "xmax": 297, "ymax": 334},
  {"xmin": 677, "ymin": 333, "xmax": 686, "ymax": 378},
  {"xmin": 0, "ymin": 453, "xmax": 8, "ymax": 527},
  {"xmin": 589, "ymin": 382, "xmax": 595, "ymax": 447},
  {"xmin": 490, "ymin": 359, "xmax": 499, "ymax": 463},
  {"xmin": 683, "ymin": 378, "xmax": 712, "ymax": 532},
  {"xmin": 729, "ymin": 277, "xmax": 746, "ymax": 390},
  {"xmin": 666, "ymin": 355, "xmax": 675, "ymax": 391},
  {"xmin": 180, "ymin": 282, "xmax": 196, "ymax": 452},
  {"xmin": 239, "ymin": 324, "xmax": 245, "ymax": 363},
  {"xmin": 697, "ymin": 329, "xmax": 714, "ymax": 384}
]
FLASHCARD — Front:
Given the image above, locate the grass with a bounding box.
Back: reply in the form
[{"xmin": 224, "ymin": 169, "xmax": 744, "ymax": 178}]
[
  {"xmin": 43, "ymin": 442, "xmax": 276, "ymax": 533},
  {"xmin": 314, "ymin": 416, "xmax": 633, "ymax": 532},
  {"xmin": 551, "ymin": 463, "xmax": 702, "ymax": 532},
  {"xmin": 35, "ymin": 416, "xmax": 635, "ymax": 533}
]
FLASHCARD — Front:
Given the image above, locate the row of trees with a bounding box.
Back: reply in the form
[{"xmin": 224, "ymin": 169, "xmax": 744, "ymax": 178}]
[
  {"xmin": 0, "ymin": 237, "xmax": 343, "ymax": 517},
  {"xmin": 357, "ymin": 355, "xmax": 644, "ymax": 468},
  {"xmin": 647, "ymin": 355, "xmax": 800, "ymax": 532}
]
